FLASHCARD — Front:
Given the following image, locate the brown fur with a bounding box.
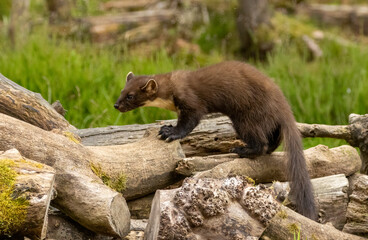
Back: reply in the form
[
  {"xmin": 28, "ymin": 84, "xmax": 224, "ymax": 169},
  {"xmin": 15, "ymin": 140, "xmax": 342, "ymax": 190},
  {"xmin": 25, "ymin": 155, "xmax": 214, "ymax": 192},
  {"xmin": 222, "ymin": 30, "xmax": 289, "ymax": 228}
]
[{"xmin": 114, "ymin": 61, "xmax": 317, "ymax": 220}]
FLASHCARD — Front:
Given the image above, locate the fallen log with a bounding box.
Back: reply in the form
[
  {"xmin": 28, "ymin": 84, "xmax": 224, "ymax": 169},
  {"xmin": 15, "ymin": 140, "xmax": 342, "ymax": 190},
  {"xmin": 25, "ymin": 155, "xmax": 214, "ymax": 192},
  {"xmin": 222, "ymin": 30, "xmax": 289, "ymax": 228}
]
[
  {"xmin": 101, "ymin": 0, "xmax": 158, "ymax": 11},
  {"xmin": 0, "ymin": 149, "xmax": 55, "ymax": 239},
  {"xmin": 82, "ymin": 9, "xmax": 177, "ymax": 43},
  {"xmin": 145, "ymin": 176, "xmax": 273, "ymax": 239},
  {"xmin": 343, "ymin": 174, "xmax": 368, "ymax": 237},
  {"xmin": 190, "ymin": 145, "xmax": 360, "ymax": 182},
  {"xmin": 76, "ymin": 116, "xmax": 241, "ymax": 156},
  {"xmin": 262, "ymin": 205, "xmax": 364, "ymax": 240},
  {"xmin": 272, "ymin": 174, "xmax": 349, "ymax": 230},
  {"xmin": 0, "ymin": 113, "xmax": 130, "ymax": 238},
  {"xmin": 87, "ymin": 129, "xmax": 185, "ymax": 200},
  {"xmin": 75, "ymin": 114, "xmax": 368, "ymax": 174},
  {"xmin": 0, "ymin": 73, "xmax": 75, "ymax": 131},
  {"xmin": 144, "ymin": 176, "xmax": 363, "ymax": 240},
  {"xmin": 299, "ymin": 4, "xmax": 368, "ymax": 36},
  {"xmin": 127, "ymin": 193, "xmax": 155, "ymax": 219},
  {"xmin": 47, "ymin": 207, "xmax": 115, "ymax": 240},
  {"xmin": 0, "ymin": 113, "xmax": 185, "ymax": 235}
]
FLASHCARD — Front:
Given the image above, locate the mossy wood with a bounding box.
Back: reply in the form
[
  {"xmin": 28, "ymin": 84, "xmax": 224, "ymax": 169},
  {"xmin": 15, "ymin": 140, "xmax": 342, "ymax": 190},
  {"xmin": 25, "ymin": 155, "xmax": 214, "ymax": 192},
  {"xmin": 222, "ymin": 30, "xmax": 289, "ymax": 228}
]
[
  {"xmin": 0, "ymin": 113, "xmax": 185, "ymax": 236},
  {"xmin": 0, "ymin": 149, "xmax": 55, "ymax": 239},
  {"xmin": 0, "ymin": 113, "xmax": 130, "ymax": 238},
  {"xmin": 0, "ymin": 73, "xmax": 75, "ymax": 131}
]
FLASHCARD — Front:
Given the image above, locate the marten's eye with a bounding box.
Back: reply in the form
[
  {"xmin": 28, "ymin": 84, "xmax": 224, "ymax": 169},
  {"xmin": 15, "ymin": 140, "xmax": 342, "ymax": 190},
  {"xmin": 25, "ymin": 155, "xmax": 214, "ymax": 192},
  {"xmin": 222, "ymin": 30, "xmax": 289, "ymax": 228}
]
[{"xmin": 126, "ymin": 94, "xmax": 134, "ymax": 100}]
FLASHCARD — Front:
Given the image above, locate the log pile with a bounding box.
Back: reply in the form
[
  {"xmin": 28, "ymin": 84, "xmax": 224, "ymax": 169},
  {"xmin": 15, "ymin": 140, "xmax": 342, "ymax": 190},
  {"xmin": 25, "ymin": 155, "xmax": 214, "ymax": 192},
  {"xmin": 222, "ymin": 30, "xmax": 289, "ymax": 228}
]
[
  {"xmin": 299, "ymin": 4, "xmax": 368, "ymax": 36},
  {"xmin": 1, "ymin": 73, "xmax": 368, "ymax": 239}
]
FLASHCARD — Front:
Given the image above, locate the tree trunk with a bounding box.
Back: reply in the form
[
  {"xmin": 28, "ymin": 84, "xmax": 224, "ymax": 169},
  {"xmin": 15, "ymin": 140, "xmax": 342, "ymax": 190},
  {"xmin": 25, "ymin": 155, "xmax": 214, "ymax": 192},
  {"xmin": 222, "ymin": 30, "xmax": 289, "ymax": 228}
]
[
  {"xmin": 0, "ymin": 114, "xmax": 130, "ymax": 238},
  {"xmin": 8, "ymin": 0, "xmax": 30, "ymax": 47},
  {"xmin": 0, "ymin": 149, "xmax": 55, "ymax": 239},
  {"xmin": 46, "ymin": 0, "xmax": 72, "ymax": 23},
  {"xmin": 191, "ymin": 145, "xmax": 361, "ymax": 182},
  {"xmin": 236, "ymin": 0, "xmax": 274, "ymax": 58},
  {"xmin": 0, "ymin": 73, "xmax": 75, "ymax": 131},
  {"xmin": 343, "ymin": 174, "xmax": 368, "ymax": 237}
]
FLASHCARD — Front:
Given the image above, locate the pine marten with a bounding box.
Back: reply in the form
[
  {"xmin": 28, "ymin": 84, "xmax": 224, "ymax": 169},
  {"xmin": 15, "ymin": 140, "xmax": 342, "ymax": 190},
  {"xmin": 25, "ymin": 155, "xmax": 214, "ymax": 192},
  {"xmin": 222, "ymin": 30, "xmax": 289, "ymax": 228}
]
[{"xmin": 114, "ymin": 61, "xmax": 317, "ymax": 220}]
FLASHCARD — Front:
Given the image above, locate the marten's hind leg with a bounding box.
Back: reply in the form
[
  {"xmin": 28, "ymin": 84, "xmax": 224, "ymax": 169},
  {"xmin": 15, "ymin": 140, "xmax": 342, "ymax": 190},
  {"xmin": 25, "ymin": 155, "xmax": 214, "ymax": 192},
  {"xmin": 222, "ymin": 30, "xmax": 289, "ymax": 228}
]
[
  {"xmin": 266, "ymin": 125, "xmax": 282, "ymax": 154},
  {"xmin": 230, "ymin": 118, "xmax": 267, "ymax": 158}
]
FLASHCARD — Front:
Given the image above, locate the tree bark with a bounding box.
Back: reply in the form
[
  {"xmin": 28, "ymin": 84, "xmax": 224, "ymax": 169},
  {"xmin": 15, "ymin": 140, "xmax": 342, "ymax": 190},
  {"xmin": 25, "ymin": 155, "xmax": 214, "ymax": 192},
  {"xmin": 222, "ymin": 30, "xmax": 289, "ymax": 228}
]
[
  {"xmin": 0, "ymin": 73, "xmax": 75, "ymax": 131},
  {"xmin": 343, "ymin": 174, "xmax": 368, "ymax": 237},
  {"xmin": 144, "ymin": 176, "xmax": 364, "ymax": 240},
  {"xmin": 0, "ymin": 114, "xmax": 130, "ymax": 238},
  {"xmin": 236, "ymin": 0, "xmax": 274, "ymax": 58},
  {"xmin": 0, "ymin": 149, "xmax": 55, "ymax": 239},
  {"xmin": 145, "ymin": 176, "xmax": 273, "ymax": 239},
  {"xmin": 191, "ymin": 145, "xmax": 361, "ymax": 182}
]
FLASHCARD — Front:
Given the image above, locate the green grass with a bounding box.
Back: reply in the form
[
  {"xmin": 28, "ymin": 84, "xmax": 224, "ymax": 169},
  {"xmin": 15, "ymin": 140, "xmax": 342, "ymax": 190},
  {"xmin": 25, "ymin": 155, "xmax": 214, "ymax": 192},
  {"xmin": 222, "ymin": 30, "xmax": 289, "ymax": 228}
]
[{"xmin": 0, "ymin": 9, "xmax": 367, "ymax": 149}]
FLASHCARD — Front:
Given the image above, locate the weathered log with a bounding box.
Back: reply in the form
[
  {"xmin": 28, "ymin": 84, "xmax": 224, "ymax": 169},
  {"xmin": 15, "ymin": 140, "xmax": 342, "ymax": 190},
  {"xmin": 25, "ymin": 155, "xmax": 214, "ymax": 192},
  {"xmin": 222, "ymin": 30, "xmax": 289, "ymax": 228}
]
[
  {"xmin": 145, "ymin": 176, "xmax": 276, "ymax": 239},
  {"xmin": 82, "ymin": 10, "xmax": 177, "ymax": 43},
  {"xmin": 299, "ymin": 4, "xmax": 368, "ymax": 36},
  {"xmin": 0, "ymin": 113, "xmax": 130, "ymax": 238},
  {"xmin": 144, "ymin": 176, "xmax": 363, "ymax": 240},
  {"xmin": 301, "ymin": 34, "xmax": 323, "ymax": 60},
  {"xmin": 343, "ymin": 174, "xmax": 368, "ymax": 237},
  {"xmin": 0, "ymin": 73, "xmax": 75, "ymax": 131},
  {"xmin": 0, "ymin": 149, "xmax": 55, "ymax": 239},
  {"xmin": 47, "ymin": 207, "xmax": 114, "ymax": 240},
  {"xmin": 272, "ymin": 174, "xmax": 349, "ymax": 230},
  {"xmin": 87, "ymin": 129, "xmax": 185, "ymax": 200},
  {"xmin": 77, "ymin": 114, "xmax": 368, "ymax": 173},
  {"xmin": 190, "ymin": 145, "xmax": 360, "ymax": 182},
  {"xmin": 262, "ymin": 205, "xmax": 364, "ymax": 240},
  {"xmin": 76, "ymin": 116, "xmax": 240, "ymax": 156},
  {"xmin": 47, "ymin": 207, "xmax": 147, "ymax": 240},
  {"xmin": 127, "ymin": 194, "xmax": 155, "ymax": 219},
  {"xmin": 101, "ymin": 0, "xmax": 158, "ymax": 11}
]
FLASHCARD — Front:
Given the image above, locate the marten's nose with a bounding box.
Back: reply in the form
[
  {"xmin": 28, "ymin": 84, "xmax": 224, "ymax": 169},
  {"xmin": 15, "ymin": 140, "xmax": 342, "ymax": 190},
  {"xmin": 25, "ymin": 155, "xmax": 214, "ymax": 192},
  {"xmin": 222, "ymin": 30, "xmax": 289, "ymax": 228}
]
[{"xmin": 114, "ymin": 103, "xmax": 119, "ymax": 109}]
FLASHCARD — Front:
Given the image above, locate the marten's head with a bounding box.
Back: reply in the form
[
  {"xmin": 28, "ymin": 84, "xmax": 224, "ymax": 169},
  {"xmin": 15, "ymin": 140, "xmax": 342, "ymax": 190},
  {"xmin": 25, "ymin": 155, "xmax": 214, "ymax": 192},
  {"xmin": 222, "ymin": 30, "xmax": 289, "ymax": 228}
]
[{"xmin": 114, "ymin": 72, "xmax": 158, "ymax": 113}]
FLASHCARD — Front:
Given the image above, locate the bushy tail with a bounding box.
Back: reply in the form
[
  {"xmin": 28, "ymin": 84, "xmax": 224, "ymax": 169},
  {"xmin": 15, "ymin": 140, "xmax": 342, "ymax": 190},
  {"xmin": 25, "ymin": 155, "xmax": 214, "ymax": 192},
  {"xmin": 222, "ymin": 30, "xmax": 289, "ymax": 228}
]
[{"xmin": 282, "ymin": 120, "xmax": 317, "ymax": 220}]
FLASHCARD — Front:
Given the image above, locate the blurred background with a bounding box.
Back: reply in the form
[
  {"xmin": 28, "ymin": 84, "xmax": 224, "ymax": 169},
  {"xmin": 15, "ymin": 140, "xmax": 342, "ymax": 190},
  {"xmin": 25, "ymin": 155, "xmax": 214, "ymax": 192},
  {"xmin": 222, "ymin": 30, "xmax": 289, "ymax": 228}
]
[{"xmin": 0, "ymin": 0, "xmax": 367, "ymax": 149}]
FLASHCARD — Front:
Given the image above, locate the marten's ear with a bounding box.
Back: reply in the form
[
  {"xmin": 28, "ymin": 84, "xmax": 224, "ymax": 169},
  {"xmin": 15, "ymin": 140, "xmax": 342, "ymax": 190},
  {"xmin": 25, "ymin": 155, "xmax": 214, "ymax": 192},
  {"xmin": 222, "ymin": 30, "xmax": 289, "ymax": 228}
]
[
  {"xmin": 141, "ymin": 79, "xmax": 158, "ymax": 94},
  {"xmin": 126, "ymin": 72, "xmax": 134, "ymax": 82}
]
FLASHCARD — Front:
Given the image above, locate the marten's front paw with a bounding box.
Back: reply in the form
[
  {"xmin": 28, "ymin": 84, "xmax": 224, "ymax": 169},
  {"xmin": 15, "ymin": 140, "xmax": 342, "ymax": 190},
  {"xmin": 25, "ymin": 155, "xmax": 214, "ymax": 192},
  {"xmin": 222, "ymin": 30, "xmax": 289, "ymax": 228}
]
[{"xmin": 158, "ymin": 125, "xmax": 182, "ymax": 142}]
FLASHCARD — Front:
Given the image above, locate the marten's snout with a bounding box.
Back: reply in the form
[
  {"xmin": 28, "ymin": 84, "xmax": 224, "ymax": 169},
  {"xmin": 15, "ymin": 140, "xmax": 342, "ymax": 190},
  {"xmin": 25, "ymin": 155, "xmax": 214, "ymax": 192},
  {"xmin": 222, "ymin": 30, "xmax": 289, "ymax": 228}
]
[{"xmin": 114, "ymin": 103, "xmax": 119, "ymax": 109}]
